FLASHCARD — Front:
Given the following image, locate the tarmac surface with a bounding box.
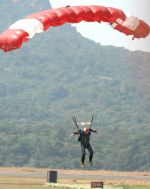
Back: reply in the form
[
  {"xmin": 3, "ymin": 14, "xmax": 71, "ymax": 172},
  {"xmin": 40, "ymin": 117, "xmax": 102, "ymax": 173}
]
[{"xmin": 0, "ymin": 170, "xmax": 150, "ymax": 182}]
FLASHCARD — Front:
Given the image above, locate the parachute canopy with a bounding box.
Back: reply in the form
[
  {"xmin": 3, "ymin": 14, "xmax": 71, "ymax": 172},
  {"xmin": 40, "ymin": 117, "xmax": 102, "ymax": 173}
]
[{"xmin": 0, "ymin": 5, "xmax": 149, "ymax": 52}]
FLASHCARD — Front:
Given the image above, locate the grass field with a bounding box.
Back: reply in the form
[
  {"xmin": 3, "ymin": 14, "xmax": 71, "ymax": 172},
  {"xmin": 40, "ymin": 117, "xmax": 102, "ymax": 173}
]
[
  {"xmin": 0, "ymin": 183, "xmax": 149, "ymax": 189},
  {"xmin": 0, "ymin": 177, "xmax": 149, "ymax": 189},
  {"xmin": 123, "ymin": 186, "xmax": 150, "ymax": 189}
]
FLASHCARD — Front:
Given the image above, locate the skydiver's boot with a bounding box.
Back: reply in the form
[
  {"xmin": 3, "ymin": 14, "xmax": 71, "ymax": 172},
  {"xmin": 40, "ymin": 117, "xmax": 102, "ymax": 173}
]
[
  {"xmin": 81, "ymin": 154, "xmax": 85, "ymax": 168},
  {"xmin": 89, "ymin": 153, "xmax": 93, "ymax": 166},
  {"xmin": 81, "ymin": 162, "xmax": 85, "ymax": 168}
]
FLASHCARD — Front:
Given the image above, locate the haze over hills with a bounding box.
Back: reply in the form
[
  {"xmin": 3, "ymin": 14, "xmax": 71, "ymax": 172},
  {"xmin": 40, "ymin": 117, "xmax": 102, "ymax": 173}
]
[{"xmin": 0, "ymin": 0, "xmax": 150, "ymax": 171}]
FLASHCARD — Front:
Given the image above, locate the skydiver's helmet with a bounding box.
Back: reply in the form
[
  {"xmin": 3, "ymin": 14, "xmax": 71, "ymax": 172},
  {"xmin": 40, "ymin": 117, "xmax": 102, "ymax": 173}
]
[{"xmin": 83, "ymin": 127, "xmax": 89, "ymax": 134}]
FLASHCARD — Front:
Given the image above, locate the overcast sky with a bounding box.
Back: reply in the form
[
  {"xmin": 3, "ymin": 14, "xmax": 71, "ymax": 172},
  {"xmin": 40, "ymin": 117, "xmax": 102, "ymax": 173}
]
[{"xmin": 49, "ymin": 0, "xmax": 150, "ymax": 52}]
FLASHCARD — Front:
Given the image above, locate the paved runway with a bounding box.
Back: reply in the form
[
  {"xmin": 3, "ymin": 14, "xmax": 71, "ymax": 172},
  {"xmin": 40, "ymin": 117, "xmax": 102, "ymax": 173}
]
[{"xmin": 0, "ymin": 171, "xmax": 150, "ymax": 182}]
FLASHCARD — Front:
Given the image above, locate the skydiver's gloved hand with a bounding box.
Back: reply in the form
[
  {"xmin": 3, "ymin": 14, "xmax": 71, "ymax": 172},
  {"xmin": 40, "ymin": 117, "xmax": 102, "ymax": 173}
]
[
  {"xmin": 93, "ymin": 129, "xmax": 97, "ymax": 133},
  {"xmin": 90, "ymin": 128, "xmax": 97, "ymax": 133},
  {"xmin": 70, "ymin": 132, "xmax": 75, "ymax": 136}
]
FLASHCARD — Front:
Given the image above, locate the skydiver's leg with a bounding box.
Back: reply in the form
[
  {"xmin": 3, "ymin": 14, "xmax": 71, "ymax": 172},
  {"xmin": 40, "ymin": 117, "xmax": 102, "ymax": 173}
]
[
  {"xmin": 81, "ymin": 144, "xmax": 86, "ymax": 167},
  {"xmin": 87, "ymin": 144, "xmax": 94, "ymax": 165}
]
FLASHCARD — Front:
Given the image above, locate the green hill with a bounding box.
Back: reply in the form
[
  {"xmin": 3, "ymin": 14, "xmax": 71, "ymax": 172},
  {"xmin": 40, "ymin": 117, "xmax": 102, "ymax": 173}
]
[{"xmin": 0, "ymin": 0, "xmax": 150, "ymax": 171}]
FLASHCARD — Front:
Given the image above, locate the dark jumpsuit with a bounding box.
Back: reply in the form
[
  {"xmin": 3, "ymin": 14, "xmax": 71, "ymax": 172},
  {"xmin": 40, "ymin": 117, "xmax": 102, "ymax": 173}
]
[{"xmin": 74, "ymin": 129, "xmax": 96, "ymax": 165}]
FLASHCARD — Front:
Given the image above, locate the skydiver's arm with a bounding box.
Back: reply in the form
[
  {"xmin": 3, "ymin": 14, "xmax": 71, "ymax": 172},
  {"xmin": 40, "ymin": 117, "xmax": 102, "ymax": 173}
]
[
  {"xmin": 89, "ymin": 128, "xmax": 97, "ymax": 133},
  {"xmin": 70, "ymin": 130, "xmax": 80, "ymax": 136}
]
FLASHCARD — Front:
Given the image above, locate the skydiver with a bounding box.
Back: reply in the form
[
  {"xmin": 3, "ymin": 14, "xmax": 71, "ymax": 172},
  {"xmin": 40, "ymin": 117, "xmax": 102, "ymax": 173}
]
[{"xmin": 71, "ymin": 115, "xmax": 97, "ymax": 168}]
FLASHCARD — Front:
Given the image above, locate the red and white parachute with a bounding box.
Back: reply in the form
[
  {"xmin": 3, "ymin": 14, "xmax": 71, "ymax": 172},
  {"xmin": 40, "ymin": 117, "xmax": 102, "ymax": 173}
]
[{"xmin": 0, "ymin": 5, "xmax": 149, "ymax": 52}]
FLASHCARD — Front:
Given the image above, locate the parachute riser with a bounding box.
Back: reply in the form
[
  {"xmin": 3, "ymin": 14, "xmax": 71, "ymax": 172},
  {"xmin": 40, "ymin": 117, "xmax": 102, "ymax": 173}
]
[
  {"xmin": 89, "ymin": 113, "xmax": 94, "ymax": 129},
  {"xmin": 72, "ymin": 115, "xmax": 80, "ymax": 131}
]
